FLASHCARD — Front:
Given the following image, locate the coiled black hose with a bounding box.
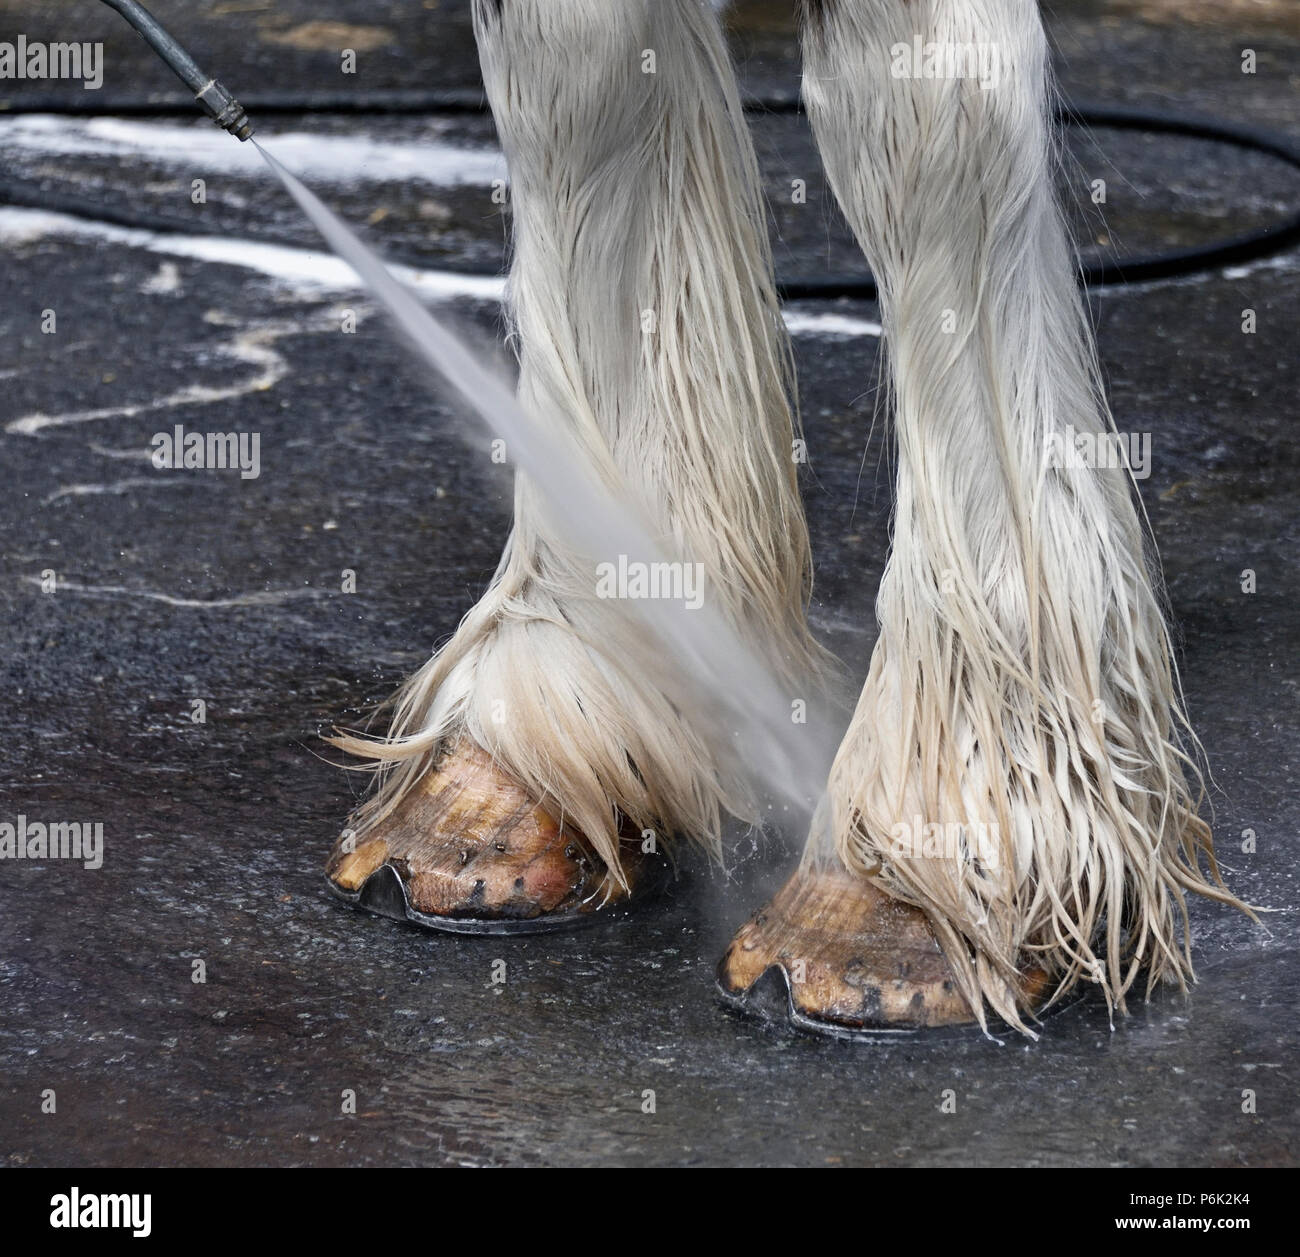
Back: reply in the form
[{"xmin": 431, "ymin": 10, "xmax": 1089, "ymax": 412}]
[{"xmin": 0, "ymin": 91, "xmax": 1297, "ymax": 296}]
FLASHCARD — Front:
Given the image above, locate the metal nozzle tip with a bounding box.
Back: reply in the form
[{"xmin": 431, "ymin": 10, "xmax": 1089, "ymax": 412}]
[{"xmin": 195, "ymin": 79, "xmax": 254, "ymax": 142}]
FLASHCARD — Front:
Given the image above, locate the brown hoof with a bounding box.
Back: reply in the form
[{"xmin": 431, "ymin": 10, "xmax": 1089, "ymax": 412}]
[
  {"xmin": 717, "ymin": 865, "xmax": 1050, "ymax": 1036},
  {"xmin": 325, "ymin": 741, "xmax": 658, "ymax": 934}
]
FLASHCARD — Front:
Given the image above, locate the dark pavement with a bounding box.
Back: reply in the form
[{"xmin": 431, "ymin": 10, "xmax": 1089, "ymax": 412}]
[{"xmin": 0, "ymin": 0, "xmax": 1296, "ymax": 1166}]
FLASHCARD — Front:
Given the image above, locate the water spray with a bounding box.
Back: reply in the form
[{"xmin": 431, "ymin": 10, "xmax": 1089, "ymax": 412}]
[
  {"xmin": 98, "ymin": 0, "xmax": 253, "ymax": 141},
  {"xmin": 88, "ymin": 0, "xmax": 839, "ymax": 834}
]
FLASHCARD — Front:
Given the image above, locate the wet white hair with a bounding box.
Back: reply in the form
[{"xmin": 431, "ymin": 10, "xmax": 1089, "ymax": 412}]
[
  {"xmin": 339, "ymin": 0, "xmax": 1246, "ymax": 1032},
  {"xmin": 801, "ymin": 0, "xmax": 1247, "ymax": 1031},
  {"xmin": 336, "ymin": 0, "xmax": 822, "ymax": 879}
]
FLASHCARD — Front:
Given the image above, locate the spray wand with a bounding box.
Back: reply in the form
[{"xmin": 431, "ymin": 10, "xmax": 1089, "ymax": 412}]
[{"xmin": 97, "ymin": 0, "xmax": 253, "ymax": 141}]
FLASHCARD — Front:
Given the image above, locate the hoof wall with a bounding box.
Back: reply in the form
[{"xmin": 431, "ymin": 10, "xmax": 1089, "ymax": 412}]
[
  {"xmin": 717, "ymin": 865, "xmax": 1054, "ymax": 1039},
  {"xmin": 325, "ymin": 741, "xmax": 664, "ymax": 934}
]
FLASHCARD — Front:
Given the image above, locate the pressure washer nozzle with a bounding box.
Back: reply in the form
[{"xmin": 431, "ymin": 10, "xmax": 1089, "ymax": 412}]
[
  {"xmin": 99, "ymin": 0, "xmax": 254, "ymax": 141},
  {"xmin": 195, "ymin": 79, "xmax": 254, "ymax": 142}
]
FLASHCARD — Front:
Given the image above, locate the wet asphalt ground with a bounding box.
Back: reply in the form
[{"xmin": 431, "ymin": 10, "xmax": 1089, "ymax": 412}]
[{"xmin": 0, "ymin": 0, "xmax": 1296, "ymax": 1166}]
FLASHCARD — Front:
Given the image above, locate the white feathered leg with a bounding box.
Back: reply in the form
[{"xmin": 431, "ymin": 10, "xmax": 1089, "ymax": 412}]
[
  {"xmin": 791, "ymin": 0, "xmax": 1246, "ymax": 1030},
  {"xmin": 332, "ymin": 0, "xmax": 820, "ymax": 905}
]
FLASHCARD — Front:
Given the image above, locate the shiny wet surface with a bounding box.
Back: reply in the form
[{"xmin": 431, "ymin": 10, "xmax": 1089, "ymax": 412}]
[{"xmin": 0, "ymin": 0, "xmax": 1296, "ymax": 1165}]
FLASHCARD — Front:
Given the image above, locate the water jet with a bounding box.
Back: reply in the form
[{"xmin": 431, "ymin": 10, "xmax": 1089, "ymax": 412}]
[{"xmin": 91, "ymin": 0, "xmax": 838, "ymax": 843}]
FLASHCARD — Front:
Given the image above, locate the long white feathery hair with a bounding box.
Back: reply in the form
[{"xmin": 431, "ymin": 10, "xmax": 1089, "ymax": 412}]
[
  {"xmin": 335, "ymin": 0, "xmax": 822, "ymax": 881},
  {"xmin": 800, "ymin": 0, "xmax": 1248, "ymax": 1031}
]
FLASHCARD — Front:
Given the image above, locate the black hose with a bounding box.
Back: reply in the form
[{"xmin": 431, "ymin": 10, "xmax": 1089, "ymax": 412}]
[
  {"xmin": 95, "ymin": 0, "xmax": 253, "ymax": 139},
  {"xmin": 0, "ymin": 88, "xmax": 495, "ymax": 118},
  {"xmin": 0, "ymin": 93, "xmax": 1296, "ymax": 295}
]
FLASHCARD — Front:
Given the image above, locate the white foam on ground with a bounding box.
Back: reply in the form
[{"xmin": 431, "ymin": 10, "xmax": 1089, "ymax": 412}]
[
  {"xmin": 0, "ymin": 205, "xmax": 882, "ymax": 336},
  {"xmin": 782, "ymin": 310, "xmax": 882, "ymax": 338},
  {"xmin": 0, "ymin": 114, "xmax": 506, "ymax": 187},
  {"xmin": 0, "ymin": 206, "xmax": 506, "ymax": 302}
]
